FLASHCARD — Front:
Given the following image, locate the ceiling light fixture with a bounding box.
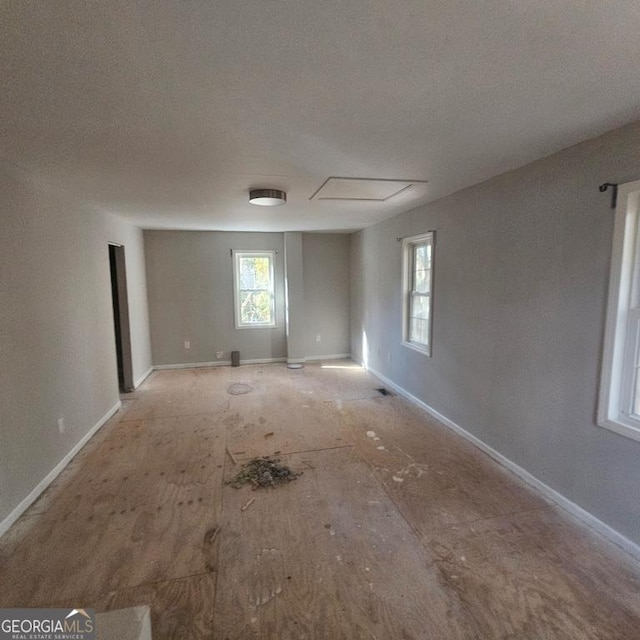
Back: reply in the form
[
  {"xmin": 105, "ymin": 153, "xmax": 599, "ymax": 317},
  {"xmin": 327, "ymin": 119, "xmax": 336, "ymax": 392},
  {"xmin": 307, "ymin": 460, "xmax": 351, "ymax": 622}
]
[{"xmin": 249, "ymin": 189, "xmax": 287, "ymax": 206}]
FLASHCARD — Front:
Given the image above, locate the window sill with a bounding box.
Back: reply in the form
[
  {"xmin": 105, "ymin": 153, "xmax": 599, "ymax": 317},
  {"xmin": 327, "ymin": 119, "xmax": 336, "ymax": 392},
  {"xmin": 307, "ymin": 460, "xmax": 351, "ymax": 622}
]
[
  {"xmin": 235, "ymin": 323, "xmax": 277, "ymax": 330},
  {"xmin": 402, "ymin": 340, "xmax": 431, "ymax": 357},
  {"xmin": 598, "ymin": 416, "xmax": 640, "ymax": 443}
]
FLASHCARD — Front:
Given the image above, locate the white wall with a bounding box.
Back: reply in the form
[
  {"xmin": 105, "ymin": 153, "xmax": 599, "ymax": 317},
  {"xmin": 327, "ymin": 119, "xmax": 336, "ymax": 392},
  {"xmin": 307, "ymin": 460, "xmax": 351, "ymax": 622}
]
[
  {"xmin": 350, "ymin": 120, "xmax": 640, "ymax": 548},
  {"xmin": 0, "ymin": 162, "xmax": 152, "ymax": 532}
]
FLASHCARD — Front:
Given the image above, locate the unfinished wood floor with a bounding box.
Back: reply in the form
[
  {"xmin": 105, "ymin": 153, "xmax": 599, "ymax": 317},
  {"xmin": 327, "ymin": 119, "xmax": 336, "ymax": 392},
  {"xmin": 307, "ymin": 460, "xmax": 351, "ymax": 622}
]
[{"xmin": 1, "ymin": 361, "xmax": 640, "ymax": 639}]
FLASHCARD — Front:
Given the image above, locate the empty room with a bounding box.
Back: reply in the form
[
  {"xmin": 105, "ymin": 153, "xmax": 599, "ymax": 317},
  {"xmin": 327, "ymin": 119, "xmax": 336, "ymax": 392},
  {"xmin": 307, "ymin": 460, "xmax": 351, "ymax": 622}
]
[{"xmin": 1, "ymin": 2, "xmax": 640, "ymax": 639}]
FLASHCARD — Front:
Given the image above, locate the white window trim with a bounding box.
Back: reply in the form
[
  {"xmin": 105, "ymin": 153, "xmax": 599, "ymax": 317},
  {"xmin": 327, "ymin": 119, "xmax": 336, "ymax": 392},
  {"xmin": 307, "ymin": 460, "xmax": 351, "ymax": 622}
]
[
  {"xmin": 401, "ymin": 232, "xmax": 434, "ymax": 356},
  {"xmin": 232, "ymin": 250, "xmax": 277, "ymax": 329},
  {"xmin": 598, "ymin": 179, "xmax": 640, "ymax": 442}
]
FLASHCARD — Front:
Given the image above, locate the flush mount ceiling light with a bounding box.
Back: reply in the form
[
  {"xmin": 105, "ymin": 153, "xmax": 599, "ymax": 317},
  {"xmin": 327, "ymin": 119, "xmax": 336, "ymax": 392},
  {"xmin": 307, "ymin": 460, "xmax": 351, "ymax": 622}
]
[{"xmin": 249, "ymin": 189, "xmax": 287, "ymax": 206}]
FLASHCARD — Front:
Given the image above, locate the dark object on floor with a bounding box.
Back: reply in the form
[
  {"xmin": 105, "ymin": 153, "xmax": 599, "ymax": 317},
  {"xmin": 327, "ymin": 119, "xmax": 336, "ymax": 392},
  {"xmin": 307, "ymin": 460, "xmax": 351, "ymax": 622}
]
[
  {"xmin": 376, "ymin": 387, "xmax": 392, "ymax": 396},
  {"xmin": 228, "ymin": 457, "xmax": 300, "ymax": 489},
  {"xmin": 231, "ymin": 350, "xmax": 240, "ymax": 367}
]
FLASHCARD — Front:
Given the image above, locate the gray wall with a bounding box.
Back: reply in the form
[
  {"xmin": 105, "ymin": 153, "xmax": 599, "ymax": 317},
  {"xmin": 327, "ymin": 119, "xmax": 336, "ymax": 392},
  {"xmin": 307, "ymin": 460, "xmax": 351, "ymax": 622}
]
[
  {"xmin": 284, "ymin": 232, "xmax": 306, "ymax": 363},
  {"xmin": 144, "ymin": 231, "xmax": 287, "ymax": 365},
  {"xmin": 303, "ymin": 233, "xmax": 351, "ymax": 358},
  {"xmin": 144, "ymin": 230, "xmax": 352, "ymax": 366},
  {"xmin": 0, "ymin": 162, "xmax": 152, "ymax": 530},
  {"xmin": 351, "ymin": 120, "xmax": 640, "ymax": 547}
]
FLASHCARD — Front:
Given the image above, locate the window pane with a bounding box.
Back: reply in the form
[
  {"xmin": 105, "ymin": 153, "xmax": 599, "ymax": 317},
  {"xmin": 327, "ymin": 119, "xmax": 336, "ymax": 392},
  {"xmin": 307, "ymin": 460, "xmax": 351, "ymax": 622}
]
[
  {"xmin": 240, "ymin": 257, "xmax": 270, "ymax": 290},
  {"xmin": 240, "ymin": 290, "xmax": 272, "ymax": 324},
  {"xmin": 409, "ymin": 317, "xmax": 429, "ymax": 345},
  {"xmin": 253, "ymin": 257, "xmax": 271, "ymax": 289},
  {"xmin": 410, "ymin": 293, "xmax": 430, "ymax": 321},
  {"xmin": 414, "ymin": 245, "xmax": 426, "ymax": 270},
  {"xmin": 413, "ymin": 243, "xmax": 431, "ymax": 294},
  {"xmin": 240, "ymin": 273, "xmax": 255, "ymax": 289},
  {"xmin": 633, "ymin": 367, "xmax": 640, "ymax": 417},
  {"xmin": 414, "ymin": 267, "xmax": 430, "ymax": 294},
  {"xmin": 414, "ymin": 243, "xmax": 432, "ymax": 269},
  {"xmin": 626, "ymin": 313, "xmax": 640, "ymax": 417}
]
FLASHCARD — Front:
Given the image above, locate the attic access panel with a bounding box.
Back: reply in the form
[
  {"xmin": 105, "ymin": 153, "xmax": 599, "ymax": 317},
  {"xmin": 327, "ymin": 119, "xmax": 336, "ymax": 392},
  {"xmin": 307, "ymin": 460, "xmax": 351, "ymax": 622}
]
[{"xmin": 310, "ymin": 177, "xmax": 427, "ymax": 202}]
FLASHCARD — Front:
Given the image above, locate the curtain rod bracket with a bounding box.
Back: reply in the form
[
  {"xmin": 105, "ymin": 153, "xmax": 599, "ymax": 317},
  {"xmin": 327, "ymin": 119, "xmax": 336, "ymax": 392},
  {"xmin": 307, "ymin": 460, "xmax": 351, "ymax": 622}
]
[{"xmin": 599, "ymin": 182, "xmax": 618, "ymax": 209}]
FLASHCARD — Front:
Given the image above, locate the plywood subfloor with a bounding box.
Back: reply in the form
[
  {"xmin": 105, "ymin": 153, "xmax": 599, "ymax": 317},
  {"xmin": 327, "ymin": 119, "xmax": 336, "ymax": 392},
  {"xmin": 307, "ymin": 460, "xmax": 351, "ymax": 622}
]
[{"xmin": 1, "ymin": 362, "xmax": 639, "ymax": 639}]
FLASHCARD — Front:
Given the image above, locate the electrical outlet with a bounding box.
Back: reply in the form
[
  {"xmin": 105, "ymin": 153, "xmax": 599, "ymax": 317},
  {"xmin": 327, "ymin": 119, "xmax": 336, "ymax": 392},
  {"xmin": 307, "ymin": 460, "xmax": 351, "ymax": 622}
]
[
  {"xmin": 184, "ymin": 340, "xmax": 191, "ymax": 349},
  {"xmin": 216, "ymin": 351, "xmax": 223, "ymax": 359},
  {"xmin": 57, "ymin": 418, "xmax": 65, "ymax": 434},
  {"xmin": 316, "ymin": 334, "xmax": 321, "ymax": 342}
]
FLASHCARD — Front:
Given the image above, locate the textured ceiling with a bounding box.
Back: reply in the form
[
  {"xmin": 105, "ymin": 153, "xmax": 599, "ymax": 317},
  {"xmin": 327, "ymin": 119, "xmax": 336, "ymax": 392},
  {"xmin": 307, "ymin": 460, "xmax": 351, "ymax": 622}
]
[{"xmin": 2, "ymin": 1, "xmax": 640, "ymax": 232}]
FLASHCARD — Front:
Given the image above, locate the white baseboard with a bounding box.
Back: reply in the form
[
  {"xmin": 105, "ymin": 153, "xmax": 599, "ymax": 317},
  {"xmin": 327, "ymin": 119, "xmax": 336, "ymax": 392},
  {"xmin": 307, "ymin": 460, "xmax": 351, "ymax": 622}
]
[
  {"xmin": 134, "ymin": 366, "xmax": 153, "ymax": 389},
  {"xmin": 0, "ymin": 401, "xmax": 121, "ymax": 538},
  {"xmin": 366, "ymin": 365, "xmax": 640, "ymax": 561},
  {"xmin": 153, "ymin": 356, "xmax": 353, "ymax": 370},
  {"xmin": 153, "ymin": 357, "xmax": 287, "ymax": 370},
  {"xmin": 305, "ymin": 353, "xmax": 352, "ymax": 362},
  {"xmin": 153, "ymin": 360, "xmax": 230, "ymax": 370},
  {"xmin": 240, "ymin": 357, "xmax": 287, "ymax": 365}
]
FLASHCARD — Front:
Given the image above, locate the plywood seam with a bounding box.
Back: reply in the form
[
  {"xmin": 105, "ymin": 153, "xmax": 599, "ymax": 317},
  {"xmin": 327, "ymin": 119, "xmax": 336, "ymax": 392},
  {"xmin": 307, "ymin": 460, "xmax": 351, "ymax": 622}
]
[{"xmin": 416, "ymin": 504, "xmax": 555, "ymax": 535}]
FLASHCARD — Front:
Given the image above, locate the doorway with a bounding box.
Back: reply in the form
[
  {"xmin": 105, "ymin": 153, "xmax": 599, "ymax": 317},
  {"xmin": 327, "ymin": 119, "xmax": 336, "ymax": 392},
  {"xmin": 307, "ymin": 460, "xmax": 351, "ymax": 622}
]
[{"xmin": 109, "ymin": 243, "xmax": 134, "ymax": 392}]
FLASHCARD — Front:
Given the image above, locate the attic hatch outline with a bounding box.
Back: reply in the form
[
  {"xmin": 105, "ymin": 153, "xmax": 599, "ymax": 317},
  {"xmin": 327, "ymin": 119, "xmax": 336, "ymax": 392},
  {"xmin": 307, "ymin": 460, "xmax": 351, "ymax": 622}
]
[{"xmin": 309, "ymin": 176, "xmax": 428, "ymax": 202}]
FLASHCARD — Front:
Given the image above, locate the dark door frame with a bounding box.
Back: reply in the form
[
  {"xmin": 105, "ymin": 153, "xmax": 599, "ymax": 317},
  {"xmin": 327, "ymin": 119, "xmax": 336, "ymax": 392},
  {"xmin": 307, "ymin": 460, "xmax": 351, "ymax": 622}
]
[{"xmin": 108, "ymin": 243, "xmax": 134, "ymax": 392}]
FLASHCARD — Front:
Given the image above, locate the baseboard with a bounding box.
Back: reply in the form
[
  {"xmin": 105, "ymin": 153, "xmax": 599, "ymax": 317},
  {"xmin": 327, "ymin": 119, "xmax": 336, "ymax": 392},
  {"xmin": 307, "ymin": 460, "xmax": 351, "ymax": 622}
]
[
  {"xmin": 153, "ymin": 357, "xmax": 286, "ymax": 370},
  {"xmin": 0, "ymin": 401, "xmax": 121, "ymax": 539},
  {"xmin": 134, "ymin": 366, "xmax": 153, "ymax": 389},
  {"xmin": 240, "ymin": 357, "xmax": 286, "ymax": 365},
  {"xmin": 154, "ymin": 361, "xmax": 230, "ymax": 370},
  {"xmin": 366, "ymin": 365, "xmax": 640, "ymax": 561},
  {"xmin": 153, "ymin": 356, "xmax": 353, "ymax": 370},
  {"xmin": 305, "ymin": 353, "xmax": 352, "ymax": 362}
]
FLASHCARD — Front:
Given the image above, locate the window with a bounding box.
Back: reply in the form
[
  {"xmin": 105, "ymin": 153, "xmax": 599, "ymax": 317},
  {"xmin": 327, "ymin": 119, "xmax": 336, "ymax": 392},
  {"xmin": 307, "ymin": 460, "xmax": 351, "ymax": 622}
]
[
  {"xmin": 233, "ymin": 251, "xmax": 276, "ymax": 328},
  {"xmin": 598, "ymin": 180, "xmax": 640, "ymax": 442},
  {"xmin": 402, "ymin": 232, "xmax": 434, "ymax": 355}
]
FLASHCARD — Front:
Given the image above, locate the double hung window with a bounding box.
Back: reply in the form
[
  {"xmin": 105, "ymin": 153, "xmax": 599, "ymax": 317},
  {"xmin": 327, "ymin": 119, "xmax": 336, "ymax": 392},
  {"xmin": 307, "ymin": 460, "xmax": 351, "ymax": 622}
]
[
  {"xmin": 402, "ymin": 233, "xmax": 434, "ymax": 355},
  {"xmin": 233, "ymin": 251, "xmax": 276, "ymax": 328}
]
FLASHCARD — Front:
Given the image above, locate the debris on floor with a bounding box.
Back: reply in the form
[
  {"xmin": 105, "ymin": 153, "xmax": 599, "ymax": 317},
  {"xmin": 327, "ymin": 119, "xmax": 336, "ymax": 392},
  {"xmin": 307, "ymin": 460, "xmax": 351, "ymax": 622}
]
[
  {"xmin": 204, "ymin": 526, "xmax": 220, "ymax": 545},
  {"xmin": 241, "ymin": 497, "xmax": 256, "ymax": 512},
  {"xmin": 226, "ymin": 447, "xmax": 239, "ymax": 465},
  {"xmin": 228, "ymin": 457, "xmax": 300, "ymax": 489}
]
